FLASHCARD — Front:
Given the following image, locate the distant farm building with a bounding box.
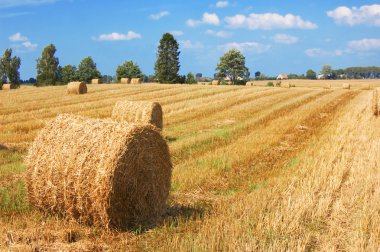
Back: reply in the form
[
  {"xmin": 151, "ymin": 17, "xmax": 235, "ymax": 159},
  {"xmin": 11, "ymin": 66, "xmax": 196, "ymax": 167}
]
[{"xmin": 276, "ymin": 74, "xmax": 288, "ymax": 80}]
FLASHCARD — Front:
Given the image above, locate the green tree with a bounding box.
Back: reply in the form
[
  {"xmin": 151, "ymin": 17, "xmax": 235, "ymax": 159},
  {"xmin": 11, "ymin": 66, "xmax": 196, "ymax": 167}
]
[
  {"xmin": 306, "ymin": 69, "xmax": 317, "ymax": 79},
  {"xmin": 77, "ymin": 56, "xmax": 101, "ymax": 83},
  {"xmin": 115, "ymin": 60, "xmax": 143, "ymax": 82},
  {"xmin": 61, "ymin": 65, "xmax": 78, "ymax": 84},
  {"xmin": 154, "ymin": 33, "xmax": 180, "ymax": 83},
  {"xmin": 36, "ymin": 44, "xmax": 59, "ymax": 86},
  {"xmin": 186, "ymin": 72, "xmax": 197, "ymax": 84},
  {"xmin": 215, "ymin": 49, "xmax": 249, "ymax": 85},
  {"xmin": 8, "ymin": 56, "xmax": 21, "ymax": 88},
  {"xmin": 320, "ymin": 64, "xmax": 332, "ymax": 75}
]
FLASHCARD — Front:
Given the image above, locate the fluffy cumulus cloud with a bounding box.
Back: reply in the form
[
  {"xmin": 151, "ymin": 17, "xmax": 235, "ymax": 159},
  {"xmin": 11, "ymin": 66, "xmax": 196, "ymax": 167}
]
[
  {"xmin": 94, "ymin": 32, "xmax": 141, "ymax": 41},
  {"xmin": 170, "ymin": 30, "xmax": 184, "ymax": 36},
  {"xmin": 0, "ymin": 0, "xmax": 56, "ymax": 8},
  {"xmin": 225, "ymin": 13, "xmax": 317, "ymax": 30},
  {"xmin": 9, "ymin": 32, "xmax": 37, "ymax": 52},
  {"xmin": 216, "ymin": 1, "xmax": 228, "ymax": 8},
  {"xmin": 186, "ymin": 12, "xmax": 220, "ymax": 27},
  {"xmin": 305, "ymin": 48, "xmax": 344, "ymax": 57},
  {"xmin": 205, "ymin": 29, "xmax": 232, "ymax": 38},
  {"xmin": 348, "ymin": 39, "xmax": 380, "ymax": 51},
  {"xmin": 149, "ymin": 11, "xmax": 169, "ymax": 20},
  {"xmin": 180, "ymin": 40, "xmax": 204, "ymax": 49},
  {"xmin": 220, "ymin": 42, "xmax": 271, "ymax": 53},
  {"xmin": 327, "ymin": 4, "xmax": 380, "ymax": 26},
  {"xmin": 272, "ymin": 34, "xmax": 299, "ymax": 44}
]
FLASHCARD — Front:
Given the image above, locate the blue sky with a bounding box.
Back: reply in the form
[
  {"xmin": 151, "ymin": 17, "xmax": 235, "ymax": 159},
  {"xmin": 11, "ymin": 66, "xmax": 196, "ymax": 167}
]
[{"xmin": 0, "ymin": 0, "xmax": 379, "ymax": 79}]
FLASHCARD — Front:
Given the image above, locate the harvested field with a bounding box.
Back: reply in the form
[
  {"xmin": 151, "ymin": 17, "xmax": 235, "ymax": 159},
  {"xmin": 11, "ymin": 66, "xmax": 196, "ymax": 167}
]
[{"xmin": 0, "ymin": 82, "xmax": 379, "ymax": 251}]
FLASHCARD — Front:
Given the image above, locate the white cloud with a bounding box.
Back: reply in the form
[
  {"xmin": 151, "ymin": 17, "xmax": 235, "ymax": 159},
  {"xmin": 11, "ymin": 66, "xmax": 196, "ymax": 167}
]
[
  {"xmin": 219, "ymin": 42, "xmax": 271, "ymax": 53},
  {"xmin": 94, "ymin": 32, "xmax": 141, "ymax": 41},
  {"xmin": 216, "ymin": 1, "xmax": 228, "ymax": 8},
  {"xmin": 272, "ymin": 33, "xmax": 299, "ymax": 44},
  {"xmin": 225, "ymin": 13, "xmax": 318, "ymax": 30},
  {"xmin": 149, "ymin": 11, "xmax": 169, "ymax": 20},
  {"xmin": 305, "ymin": 48, "xmax": 344, "ymax": 57},
  {"xmin": 348, "ymin": 39, "xmax": 380, "ymax": 51},
  {"xmin": 0, "ymin": 0, "xmax": 56, "ymax": 8},
  {"xmin": 21, "ymin": 41, "xmax": 38, "ymax": 51},
  {"xmin": 205, "ymin": 29, "xmax": 232, "ymax": 38},
  {"xmin": 180, "ymin": 40, "xmax": 204, "ymax": 49},
  {"xmin": 170, "ymin": 30, "xmax": 184, "ymax": 36},
  {"xmin": 186, "ymin": 12, "xmax": 220, "ymax": 27},
  {"xmin": 327, "ymin": 4, "xmax": 380, "ymax": 26},
  {"xmin": 9, "ymin": 32, "xmax": 28, "ymax": 42}
]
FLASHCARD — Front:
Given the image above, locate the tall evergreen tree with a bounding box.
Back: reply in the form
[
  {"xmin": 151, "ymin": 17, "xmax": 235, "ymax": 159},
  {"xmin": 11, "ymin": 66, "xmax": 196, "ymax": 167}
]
[
  {"xmin": 154, "ymin": 33, "xmax": 180, "ymax": 84},
  {"xmin": 77, "ymin": 56, "xmax": 101, "ymax": 83},
  {"xmin": 36, "ymin": 44, "xmax": 59, "ymax": 86}
]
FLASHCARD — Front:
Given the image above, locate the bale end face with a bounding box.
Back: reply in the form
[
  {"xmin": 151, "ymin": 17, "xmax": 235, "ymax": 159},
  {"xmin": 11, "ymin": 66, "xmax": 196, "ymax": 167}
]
[
  {"xmin": 342, "ymin": 83, "xmax": 350, "ymax": 89},
  {"xmin": 25, "ymin": 114, "xmax": 172, "ymax": 229},
  {"xmin": 2, "ymin": 84, "xmax": 11, "ymax": 90}
]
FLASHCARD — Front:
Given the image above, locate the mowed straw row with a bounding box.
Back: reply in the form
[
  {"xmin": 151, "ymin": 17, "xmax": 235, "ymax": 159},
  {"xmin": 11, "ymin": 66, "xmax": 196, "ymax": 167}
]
[
  {"xmin": 25, "ymin": 114, "xmax": 172, "ymax": 229},
  {"xmin": 373, "ymin": 88, "xmax": 379, "ymax": 116}
]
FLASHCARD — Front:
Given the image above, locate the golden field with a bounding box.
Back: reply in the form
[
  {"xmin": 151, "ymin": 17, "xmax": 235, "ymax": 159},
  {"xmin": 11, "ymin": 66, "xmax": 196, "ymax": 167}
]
[{"xmin": 1, "ymin": 80, "xmax": 380, "ymax": 251}]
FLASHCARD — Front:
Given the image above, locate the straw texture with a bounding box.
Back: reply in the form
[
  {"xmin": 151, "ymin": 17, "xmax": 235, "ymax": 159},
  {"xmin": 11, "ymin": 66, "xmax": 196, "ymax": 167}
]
[
  {"xmin": 120, "ymin": 78, "xmax": 130, "ymax": 84},
  {"xmin": 112, "ymin": 100, "xmax": 163, "ymax": 130},
  {"xmin": 25, "ymin": 114, "xmax": 172, "ymax": 229},
  {"xmin": 67, "ymin": 82, "xmax": 87, "ymax": 94}
]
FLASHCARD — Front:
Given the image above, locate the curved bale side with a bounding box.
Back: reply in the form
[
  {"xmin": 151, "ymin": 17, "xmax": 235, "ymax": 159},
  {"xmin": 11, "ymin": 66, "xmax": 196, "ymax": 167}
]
[
  {"xmin": 373, "ymin": 89, "xmax": 379, "ymax": 116},
  {"xmin": 25, "ymin": 114, "xmax": 172, "ymax": 229},
  {"xmin": 2, "ymin": 84, "xmax": 11, "ymax": 90},
  {"xmin": 67, "ymin": 82, "xmax": 87, "ymax": 94},
  {"xmin": 130, "ymin": 78, "xmax": 142, "ymax": 84},
  {"xmin": 91, "ymin": 78, "xmax": 102, "ymax": 84},
  {"xmin": 120, "ymin": 78, "xmax": 130, "ymax": 84},
  {"xmin": 342, "ymin": 83, "xmax": 350, "ymax": 89},
  {"xmin": 112, "ymin": 100, "xmax": 163, "ymax": 130},
  {"xmin": 246, "ymin": 81, "xmax": 255, "ymax": 86},
  {"xmin": 211, "ymin": 80, "xmax": 220, "ymax": 85}
]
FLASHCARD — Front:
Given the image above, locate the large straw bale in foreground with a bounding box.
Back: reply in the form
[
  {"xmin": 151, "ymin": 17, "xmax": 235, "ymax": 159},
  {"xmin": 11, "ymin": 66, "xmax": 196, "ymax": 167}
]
[
  {"xmin": 67, "ymin": 82, "xmax": 87, "ymax": 94},
  {"xmin": 25, "ymin": 114, "xmax": 172, "ymax": 228},
  {"xmin": 112, "ymin": 100, "xmax": 163, "ymax": 130},
  {"xmin": 130, "ymin": 78, "xmax": 142, "ymax": 84},
  {"xmin": 1, "ymin": 84, "xmax": 11, "ymax": 90},
  {"xmin": 91, "ymin": 78, "xmax": 102, "ymax": 84},
  {"xmin": 211, "ymin": 80, "xmax": 220, "ymax": 85},
  {"xmin": 342, "ymin": 83, "xmax": 350, "ymax": 89},
  {"xmin": 120, "ymin": 78, "xmax": 130, "ymax": 84},
  {"xmin": 373, "ymin": 88, "xmax": 379, "ymax": 116}
]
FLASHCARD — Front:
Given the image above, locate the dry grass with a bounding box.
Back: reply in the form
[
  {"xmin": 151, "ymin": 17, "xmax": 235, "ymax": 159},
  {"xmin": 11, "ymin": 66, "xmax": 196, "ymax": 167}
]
[{"xmin": 0, "ymin": 81, "xmax": 379, "ymax": 251}]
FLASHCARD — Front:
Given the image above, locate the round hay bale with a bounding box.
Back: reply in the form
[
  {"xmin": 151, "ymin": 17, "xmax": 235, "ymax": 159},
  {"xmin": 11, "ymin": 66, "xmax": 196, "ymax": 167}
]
[
  {"xmin": 342, "ymin": 83, "xmax": 350, "ymax": 89},
  {"xmin": 2, "ymin": 84, "xmax": 11, "ymax": 90},
  {"xmin": 25, "ymin": 114, "xmax": 172, "ymax": 229},
  {"xmin": 91, "ymin": 78, "xmax": 102, "ymax": 84},
  {"xmin": 67, "ymin": 82, "xmax": 87, "ymax": 95},
  {"xmin": 112, "ymin": 100, "xmax": 163, "ymax": 130},
  {"xmin": 130, "ymin": 78, "xmax": 142, "ymax": 84},
  {"xmin": 373, "ymin": 89, "xmax": 379, "ymax": 116},
  {"xmin": 361, "ymin": 83, "xmax": 374, "ymax": 90},
  {"xmin": 245, "ymin": 81, "xmax": 255, "ymax": 86},
  {"xmin": 120, "ymin": 78, "xmax": 130, "ymax": 84},
  {"xmin": 211, "ymin": 80, "xmax": 220, "ymax": 85}
]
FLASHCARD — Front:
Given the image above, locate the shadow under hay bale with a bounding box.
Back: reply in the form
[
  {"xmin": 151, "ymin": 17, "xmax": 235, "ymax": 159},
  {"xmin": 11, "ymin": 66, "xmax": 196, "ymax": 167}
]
[
  {"xmin": 67, "ymin": 82, "xmax": 87, "ymax": 94},
  {"xmin": 112, "ymin": 100, "xmax": 163, "ymax": 130},
  {"xmin": 25, "ymin": 114, "xmax": 172, "ymax": 229}
]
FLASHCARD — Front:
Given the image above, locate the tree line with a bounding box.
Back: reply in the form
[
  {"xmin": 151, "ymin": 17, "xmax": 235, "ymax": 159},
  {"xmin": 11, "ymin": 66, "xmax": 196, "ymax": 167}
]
[{"xmin": 2, "ymin": 32, "xmax": 380, "ymax": 88}]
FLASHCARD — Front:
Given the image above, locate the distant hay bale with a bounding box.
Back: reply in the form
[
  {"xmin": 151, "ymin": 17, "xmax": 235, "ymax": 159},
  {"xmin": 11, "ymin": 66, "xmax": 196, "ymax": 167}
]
[
  {"xmin": 246, "ymin": 81, "xmax": 255, "ymax": 86},
  {"xmin": 211, "ymin": 80, "xmax": 220, "ymax": 85},
  {"xmin": 373, "ymin": 89, "xmax": 379, "ymax": 116},
  {"xmin": 281, "ymin": 82, "xmax": 290, "ymax": 88},
  {"xmin": 325, "ymin": 83, "xmax": 331, "ymax": 89},
  {"xmin": 290, "ymin": 83, "xmax": 296, "ymax": 87},
  {"xmin": 112, "ymin": 100, "xmax": 163, "ymax": 130},
  {"xmin": 130, "ymin": 78, "xmax": 142, "ymax": 84},
  {"xmin": 361, "ymin": 83, "xmax": 373, "ymax": 90},
  {"xmin": 25, "ymin": 114, "xmax": 172, "ymax": 229},
  {"xmin": 342, "ymin": 83, "xmax": 350, "ymax": 89},
  {"xmin": 67, "ymin": 82, "xmax": 87, "ymax": 95},
  {"xmin": 2, "ymin": 84, "xmax": 11, "ymax": 90},
  {"xmin": 91, "ymin": 78, "xmax": 102, "ymax": 84},
  {"xmin": 120, "ymin": 78, "xmax": 130, "ymax": 84}
]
